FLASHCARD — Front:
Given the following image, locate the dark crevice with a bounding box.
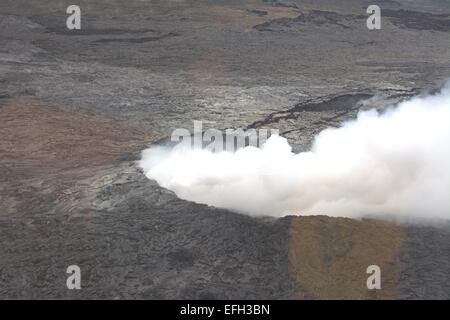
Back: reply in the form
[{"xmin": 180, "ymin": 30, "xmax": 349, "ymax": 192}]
[
  {"xmin": 94, "ymin": 32, "xmax": 180, "ymax": 44},
  {"xmin": 383, "ymin": 9, "xmax": 450, "ymax": 32},
  {"xmin": 254, "ymin": 10, "xmax": 364, "ymax": 31},
  {"xmin": 248, "ymin": 89, "xmax": 421, "ymax": 137},
  {"xmin": 248, "ymin": 93, "xmax": 372, "ymax": 129},
  {"xmin": 45, "ymin": 28, "xmax": 158, "ymax": 36}
]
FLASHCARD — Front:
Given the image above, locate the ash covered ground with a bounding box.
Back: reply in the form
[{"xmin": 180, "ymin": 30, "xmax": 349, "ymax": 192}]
[{"xmin": 1, "ymin": 0, "xmax": 450, "ymax": 299}]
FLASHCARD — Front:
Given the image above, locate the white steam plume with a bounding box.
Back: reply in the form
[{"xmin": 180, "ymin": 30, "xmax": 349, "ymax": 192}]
[{"xmin": 139, "ymin": 87, "xmax": 450, "ymax": 220}]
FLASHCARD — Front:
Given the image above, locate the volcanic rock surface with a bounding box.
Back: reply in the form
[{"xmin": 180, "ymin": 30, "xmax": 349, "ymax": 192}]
[{"xmin": 1, "ymin": 0, "xmax": 450, "ymax": 299}]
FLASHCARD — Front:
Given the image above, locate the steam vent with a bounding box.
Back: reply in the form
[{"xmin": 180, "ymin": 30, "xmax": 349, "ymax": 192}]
[{"xmin": 1, "ymin": 0, "xmax": 450, "ymax": 301}]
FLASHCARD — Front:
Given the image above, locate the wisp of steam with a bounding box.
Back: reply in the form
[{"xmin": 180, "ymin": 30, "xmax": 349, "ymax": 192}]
[{"xmin": 139, "ymin": 86, "xmax": 450, "ymax": 220}]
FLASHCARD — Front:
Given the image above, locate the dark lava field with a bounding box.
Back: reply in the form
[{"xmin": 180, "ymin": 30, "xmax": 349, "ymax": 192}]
[{"xmin": 1, "ymin": 0, "xmax": 450, "ymax": 299}]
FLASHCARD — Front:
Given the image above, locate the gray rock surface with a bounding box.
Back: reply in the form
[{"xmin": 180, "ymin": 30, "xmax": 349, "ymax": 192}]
[{"xmin": 1, "ymin": 0, "xmax": 449, "ymax": 299}]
